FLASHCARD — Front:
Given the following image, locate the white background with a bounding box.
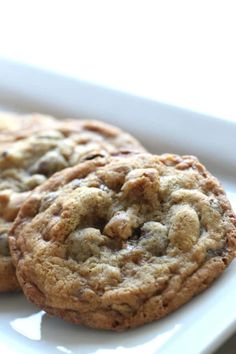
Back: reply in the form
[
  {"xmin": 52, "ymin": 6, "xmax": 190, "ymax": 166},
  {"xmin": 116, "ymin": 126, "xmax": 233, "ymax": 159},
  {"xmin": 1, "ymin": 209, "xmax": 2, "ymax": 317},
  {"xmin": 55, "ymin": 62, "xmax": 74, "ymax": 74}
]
[{"xmin": 0, "ymin": 0, "xmax": 236, "ymax": 121}]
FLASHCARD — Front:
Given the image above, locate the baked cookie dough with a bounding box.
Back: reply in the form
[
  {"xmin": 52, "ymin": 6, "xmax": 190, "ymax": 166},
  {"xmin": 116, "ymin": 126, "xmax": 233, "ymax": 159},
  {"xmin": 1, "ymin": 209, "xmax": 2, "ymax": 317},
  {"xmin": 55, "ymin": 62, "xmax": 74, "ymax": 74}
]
[
  {"xmin": 0, "ymin": 113, "xmax": 56, "ymax": 143},
  {"xmin": 9, "ymin": 153, "xmax": 236, "ymax": 329},
  {"xmin": 0, "ymin": 113, "xmax": 145, "ymax": 291}
]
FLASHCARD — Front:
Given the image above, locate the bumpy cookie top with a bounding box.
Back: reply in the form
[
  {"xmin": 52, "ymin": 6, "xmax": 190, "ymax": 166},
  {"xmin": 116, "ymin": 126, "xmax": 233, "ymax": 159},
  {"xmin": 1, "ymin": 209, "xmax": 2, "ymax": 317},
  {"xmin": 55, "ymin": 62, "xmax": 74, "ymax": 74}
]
[
  {"xmin": 0, "ymin": 113, "xmax": 56, "ymax": 264},
  {"xmin": 0, "ymin": 113, "xmax": 145, "ymax": 292},
  {"xmin": 10, "ymin": 153, "xmax": 236, "ymax": 330},
  {"xmin": 0, "ymin": 113, "xmax": 57, "ymax": 143},
  {"xmin": 0, "ymin": 113, "xmax": 145, "ymax": 224}
]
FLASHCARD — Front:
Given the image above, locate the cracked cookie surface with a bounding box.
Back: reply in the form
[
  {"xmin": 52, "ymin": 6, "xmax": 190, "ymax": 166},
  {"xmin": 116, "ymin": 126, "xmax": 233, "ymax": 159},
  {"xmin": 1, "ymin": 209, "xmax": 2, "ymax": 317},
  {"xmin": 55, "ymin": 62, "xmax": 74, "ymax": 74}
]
[
  {"xmin": 9, "ymin": 153, "xmax": 236, "ymax": 329},
  {"xmin": 0, "ymin": 113, "xmax": 145, "ymax": 292}
]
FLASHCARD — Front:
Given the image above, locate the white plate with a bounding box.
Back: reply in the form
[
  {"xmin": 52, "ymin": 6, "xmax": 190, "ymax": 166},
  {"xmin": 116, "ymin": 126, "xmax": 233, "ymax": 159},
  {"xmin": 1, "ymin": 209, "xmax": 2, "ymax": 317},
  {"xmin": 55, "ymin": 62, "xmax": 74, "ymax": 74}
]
[{"xmin": 0, "ymin": 59, "xmax": 236, "ymax": 354}]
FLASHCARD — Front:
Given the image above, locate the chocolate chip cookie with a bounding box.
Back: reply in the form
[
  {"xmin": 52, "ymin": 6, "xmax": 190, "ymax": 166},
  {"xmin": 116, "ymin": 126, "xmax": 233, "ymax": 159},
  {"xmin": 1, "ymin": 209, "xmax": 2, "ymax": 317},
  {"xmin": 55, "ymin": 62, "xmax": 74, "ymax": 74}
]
[
  {"xmin": 9, "ymin": 153, "xmax": 236, "ymax": 329},
  {"xmin": 0, "ymin": 112, "xmax": 56, "ymax": 142},
  {"xmin": 0, "ymin": 113, "xmax": 145, "ymax": 291}
]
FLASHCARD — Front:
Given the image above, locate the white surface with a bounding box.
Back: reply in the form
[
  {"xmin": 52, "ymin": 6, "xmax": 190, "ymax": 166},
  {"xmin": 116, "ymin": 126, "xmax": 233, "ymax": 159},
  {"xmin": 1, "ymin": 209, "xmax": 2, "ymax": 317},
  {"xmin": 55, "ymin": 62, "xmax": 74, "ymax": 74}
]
[
  {"xmin": 0, "ymin": 62, "xmax": 236, "ymax": 353},
  {"xmin": 0, "ymin": 1, "xmax": 236, "ymax": 121}
]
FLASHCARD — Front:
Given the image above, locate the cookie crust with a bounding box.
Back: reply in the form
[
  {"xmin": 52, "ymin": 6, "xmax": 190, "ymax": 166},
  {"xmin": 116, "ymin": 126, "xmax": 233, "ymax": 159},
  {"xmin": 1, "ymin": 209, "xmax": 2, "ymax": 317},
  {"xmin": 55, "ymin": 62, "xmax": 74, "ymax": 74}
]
[
  {"xmin": 0, "ymin": 113, "xmax": 145, "ymax": 292},
  {"xmin": 9, "ymin": 154, "xmax": 236, "ymax": 329}
]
